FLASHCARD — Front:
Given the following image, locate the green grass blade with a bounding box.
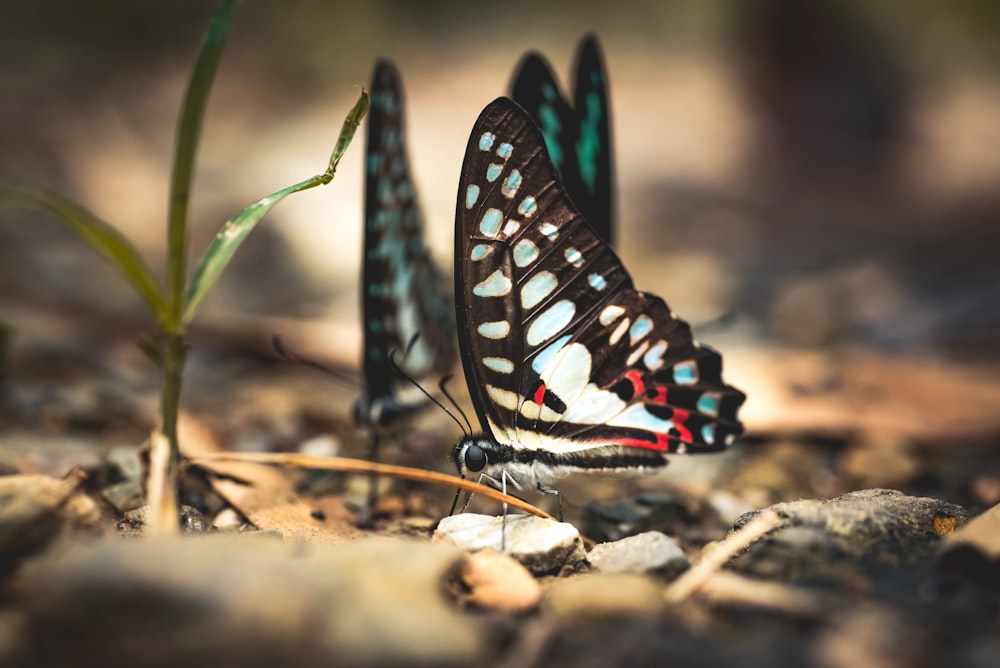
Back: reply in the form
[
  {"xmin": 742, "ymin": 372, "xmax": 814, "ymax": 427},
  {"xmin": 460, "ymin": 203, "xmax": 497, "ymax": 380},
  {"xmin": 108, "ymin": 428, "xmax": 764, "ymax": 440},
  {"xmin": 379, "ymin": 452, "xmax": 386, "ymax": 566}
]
[
  {"xmin": 166, "ymin": 0, "xmax": 242, "ymax": 331},
  {"xmin": 180, "ymin": 175, "xmax": 325, "ymax": 325},
  {"xmin": 325, "ymin": 90, "xmax": 370, "ymax": 179},
  {"xmin": 0, "ymin": 183, "xmax": 167, "ymax": 324},
  {"xmin": 181, "ymin": 91, "xmax": 369, "ymax": 326}
]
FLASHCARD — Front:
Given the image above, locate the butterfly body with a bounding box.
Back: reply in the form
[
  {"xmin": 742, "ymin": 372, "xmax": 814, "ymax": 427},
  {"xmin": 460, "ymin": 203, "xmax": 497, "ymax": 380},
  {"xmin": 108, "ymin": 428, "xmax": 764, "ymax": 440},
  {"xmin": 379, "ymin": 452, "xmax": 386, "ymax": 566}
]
[
  {"xmin": 454, "ymin": 435, "xmax": 669, "ymax": 490},
  {"xmin": 357, "ymin": 60, "xmax": 455, "ymax": 429},
  {"xmin": 453, "ymin": 98, "xmax": 744, "ymax": 493}
]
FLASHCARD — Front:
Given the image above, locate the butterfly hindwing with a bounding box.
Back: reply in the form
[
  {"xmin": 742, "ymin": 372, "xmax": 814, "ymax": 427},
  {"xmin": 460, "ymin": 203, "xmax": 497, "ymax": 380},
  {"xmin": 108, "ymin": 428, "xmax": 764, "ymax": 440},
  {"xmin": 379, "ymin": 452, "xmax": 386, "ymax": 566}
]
[
  {"xmin": 360, "ymin": 61, "xmax": 455, "ymax": 425},
  {"xmin": 511, "ymin": 35, "xmax": 614, "ymax": 246},
  {"xmin": 456, "ymin": 98, "xmax": 744, "ymax": 466}
]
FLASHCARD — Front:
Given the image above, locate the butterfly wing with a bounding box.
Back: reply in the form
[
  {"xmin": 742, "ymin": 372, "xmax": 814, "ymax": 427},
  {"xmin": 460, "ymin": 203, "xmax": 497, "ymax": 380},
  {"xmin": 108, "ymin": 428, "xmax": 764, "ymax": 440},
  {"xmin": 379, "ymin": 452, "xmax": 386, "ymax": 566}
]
[
  {"xmin": 360, "ymin": 61, "xmax": 455, "ymax": 425},
  {"xmin": 510, "ymin": 35, "xmax": 614, "ymax": 246},
  {"xmin": 570, "ymin": 35, "xmax": 614, "ymax": 247},
  {"xmin": 455, "ymin": 98, "xmax": 743, "ymax": 460}
]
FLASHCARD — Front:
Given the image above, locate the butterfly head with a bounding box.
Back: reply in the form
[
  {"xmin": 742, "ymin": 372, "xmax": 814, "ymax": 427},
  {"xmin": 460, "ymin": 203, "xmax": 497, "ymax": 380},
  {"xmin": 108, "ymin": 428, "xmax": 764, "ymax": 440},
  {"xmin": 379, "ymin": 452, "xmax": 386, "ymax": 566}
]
[{"xmin": 452, "ymin": 434, "xmax": 507, "ymax": 479}]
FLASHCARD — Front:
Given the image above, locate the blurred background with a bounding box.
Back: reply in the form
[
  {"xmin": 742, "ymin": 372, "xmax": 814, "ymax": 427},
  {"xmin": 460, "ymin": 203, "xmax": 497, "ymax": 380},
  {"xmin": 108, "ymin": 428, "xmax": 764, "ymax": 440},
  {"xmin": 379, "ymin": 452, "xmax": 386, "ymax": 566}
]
[{"xmin": 1, "ymin": 0, "xmax": 999, "ymax": 497}]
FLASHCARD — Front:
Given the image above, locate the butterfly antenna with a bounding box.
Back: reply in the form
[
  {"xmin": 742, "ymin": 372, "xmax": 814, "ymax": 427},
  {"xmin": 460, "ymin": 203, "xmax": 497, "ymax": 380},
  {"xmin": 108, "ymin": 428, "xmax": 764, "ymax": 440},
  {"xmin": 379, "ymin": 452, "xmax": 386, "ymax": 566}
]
[
  {"xmin": 272, "ymin": 334, "xmax": 356, "ymax": 390},
  {"xmin": 439, "ymin": 375, "xmax": 473, "ymax": 436},
  {"xmin": 388, "ymin": 349, "xmax": 467, "ymax": 435}
]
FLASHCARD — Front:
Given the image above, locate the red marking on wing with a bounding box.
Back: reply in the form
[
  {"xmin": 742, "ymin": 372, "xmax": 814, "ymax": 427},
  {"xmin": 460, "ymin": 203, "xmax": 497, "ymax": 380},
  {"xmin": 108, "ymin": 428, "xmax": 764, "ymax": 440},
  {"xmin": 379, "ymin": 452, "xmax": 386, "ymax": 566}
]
[
  {"xmin": 648, "ymin": 385, "xmax": 668, "ymax": 405},
  {"xmin": 610, "ymin": 432, "xmax": 670, "ymax": 451},
  {"xmin": 625, "ymin": 369, "xmax": 645, "ymax": 399},
  {"xmin": 533, "ymin": 383, "xmax": 547, "ymax": 406},
  {"xmin": 672, "ymin": 408, "xmax": 693, "ymax": 443}
]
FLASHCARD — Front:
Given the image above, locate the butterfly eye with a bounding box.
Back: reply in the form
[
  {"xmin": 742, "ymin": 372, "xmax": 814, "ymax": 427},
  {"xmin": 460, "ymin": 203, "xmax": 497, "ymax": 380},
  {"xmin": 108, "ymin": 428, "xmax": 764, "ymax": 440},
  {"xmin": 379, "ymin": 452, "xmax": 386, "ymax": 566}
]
[{"xmin": 464, "ymin": 444, "xmax": 488, "ymax": 472}]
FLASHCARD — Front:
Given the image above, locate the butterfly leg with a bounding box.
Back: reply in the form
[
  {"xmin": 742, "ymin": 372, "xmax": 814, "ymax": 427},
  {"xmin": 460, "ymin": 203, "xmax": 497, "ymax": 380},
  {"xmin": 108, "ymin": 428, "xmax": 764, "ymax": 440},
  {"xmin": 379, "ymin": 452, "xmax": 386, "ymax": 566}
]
[
  {"xmin": 354, "ymin": 430, "xmax": 381, "ymax": 529},
  {"xmin": 500, "ymin": 470, "xmax": 511, "ymax": 552},
  {"xmin": 536, "ymin": 483, "xmax": 563, "ymax": 521}
]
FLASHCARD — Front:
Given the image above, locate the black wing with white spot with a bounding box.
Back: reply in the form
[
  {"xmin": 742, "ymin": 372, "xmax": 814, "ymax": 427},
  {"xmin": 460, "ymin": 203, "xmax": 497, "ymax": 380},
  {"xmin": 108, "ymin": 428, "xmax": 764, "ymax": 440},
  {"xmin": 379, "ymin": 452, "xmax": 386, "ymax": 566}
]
[
  {"xmin": 455, "ymin": 97, "xmax": 744, "ymax": 457},
  {"xmin": 511, "ymin": 34, "xmax": 614, "ymax": 246},
  {"xmin": 359, "ymin": 61, "xmax": 455, "ymax": 426}
]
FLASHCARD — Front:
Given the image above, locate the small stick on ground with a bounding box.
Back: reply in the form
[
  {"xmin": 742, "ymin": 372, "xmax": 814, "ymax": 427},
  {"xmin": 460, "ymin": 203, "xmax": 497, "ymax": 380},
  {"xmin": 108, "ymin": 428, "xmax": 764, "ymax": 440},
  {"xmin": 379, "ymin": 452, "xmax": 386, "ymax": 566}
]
[{"xmin": 664, "ymin": 509, "xmax": 780, "ymax": 605}]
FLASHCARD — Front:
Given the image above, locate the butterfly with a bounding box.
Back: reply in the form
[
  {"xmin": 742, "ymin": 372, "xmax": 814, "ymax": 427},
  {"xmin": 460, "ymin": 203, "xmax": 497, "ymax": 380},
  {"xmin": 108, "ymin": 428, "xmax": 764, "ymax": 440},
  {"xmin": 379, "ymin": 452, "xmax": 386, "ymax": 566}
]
[
  {"xmin": 451, "ymin": 98, "xmax": 745, "ymax": 504},
  {"xmin": 355, "ymin": 60, "xmax": 455, "ymax": 431},
  {"xmin": 510, "ymin": 34, "xmax": 614, "ymax": 247}
]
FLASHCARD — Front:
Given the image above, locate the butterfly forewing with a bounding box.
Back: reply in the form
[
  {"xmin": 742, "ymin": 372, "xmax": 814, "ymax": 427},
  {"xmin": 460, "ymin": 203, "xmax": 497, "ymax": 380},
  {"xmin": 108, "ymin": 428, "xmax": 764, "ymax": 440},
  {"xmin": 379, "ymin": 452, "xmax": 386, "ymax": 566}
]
[
  {"xmin": 571, "ymin": 36, "xmax": 613, "ymax": 244},
  {"xmin": 511, "ymin": 35, "xmax": 614, "ymax": 246},
  {"xmin": 361, "ymin": 61, "xmax": 455, "ymax": 424},
  {"xmin": 456, "ymin": 98, "xmax": 744, "ymax": 461}
]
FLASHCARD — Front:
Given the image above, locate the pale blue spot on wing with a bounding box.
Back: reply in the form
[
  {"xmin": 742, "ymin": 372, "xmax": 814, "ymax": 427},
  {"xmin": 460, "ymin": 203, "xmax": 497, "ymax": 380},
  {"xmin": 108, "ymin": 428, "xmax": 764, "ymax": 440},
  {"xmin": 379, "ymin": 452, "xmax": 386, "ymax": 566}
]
[
  {"xmin": 502, "ymin": 169, "xmax": 521, "ymax": 198},
  {"xmin": 478, "ymin": 321, "xmax": 510, "ymax": 339},
  {"xmin": 701, "ymin": 424, "xmax": 715, "ymax": 445},
  {"xmin": 486, "ymin": 164, "xmax": 502, "ymax": 182},
  {"xmin": 607, "ymin": 403, "xmax": 674, "ymax": 433},
  {"xmin": 526, "ymin": 300, "xmax": 576, "ymax": 346},
  {"xmin": 643, "ymin": 340, "xmax": 667, "ymax": 371},
  {"xmin": 565, "ymin": 248, "xmax": 583, "ymax": 267},
  {"xmin": 673, "ymin": 360, "xmax": 698, "ymax": 385},
  {"xmin": 480, "ymin": 208, "xmax": 503, "ymax": 236},
  {"xmin": 470, "ymin": 244, "xmax": 491, "ymax": 261},
  {"xmin": 518, "ymin": 196, "xmax": 537, "ymax": 217},
  {"xmin": 589, "ymin": 273, "xmax": 607, "ymax": 291},
  {"xmin": 539, "ymin": 222, "xmax": 559, "ymax": 240},
  {"xmin": 479, "ymin": 132, "xmax": 495, "ymax": 151},
  {"xmin": 473, "ymin": 269, "xmax": 512, "ymax": 297},
  {"xmin": 513, "ymin": 239, "xmax": 539, "ymax": 267},
  {"xmin": 483, "ymin": 357, "xmax": 515, "ymax": 374},
  {"xmin": 466, "ymin": 184, "xmax": 480, "ymax": 209},
  {"xmin": 497, "ymin": 142, "xmax": 513, "ymax": 158},
  {"xmin": 531, "ymin": 335, "xmax": 572, "ymax": 375},
  {"xmin": 630, "ymin": 315, "xmax": 653, "ymax": 344},
  {"xmin": 520, "ymin": 271, "xmax": 557, "ymax": 310},
  {"xmin": 696, "ymin": 392, "xmax": 720, "ymax": 417}
]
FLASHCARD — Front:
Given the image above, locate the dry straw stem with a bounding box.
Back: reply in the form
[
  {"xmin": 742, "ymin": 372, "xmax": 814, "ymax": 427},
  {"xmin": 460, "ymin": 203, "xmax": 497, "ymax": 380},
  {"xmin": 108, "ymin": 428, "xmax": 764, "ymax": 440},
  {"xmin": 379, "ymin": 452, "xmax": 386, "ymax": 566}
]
[{"xmin": 190, "ymin": 452, "xmax": 556, "ymax": 521}]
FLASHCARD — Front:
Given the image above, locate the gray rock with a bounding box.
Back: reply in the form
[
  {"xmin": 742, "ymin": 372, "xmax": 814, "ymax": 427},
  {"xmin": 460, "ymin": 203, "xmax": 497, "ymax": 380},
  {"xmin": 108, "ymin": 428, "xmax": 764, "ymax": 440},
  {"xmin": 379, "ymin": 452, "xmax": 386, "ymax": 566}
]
[
  {"xmin": 105, "ymin": 445, "xmax": 143, "ymax": 481},
  {"xmin": 3, "ymin": 535, "xmax": 481, "ymax": 668},
  {"xmin": 583, "ymin": 492, "xmax": 688, "ymax": 542},
  {"xmin": 588, "ymin": 531, "xmax": 690, "ymax": 579},
  {"xmin": 730, "ymin": 489, "xmax": 967, "ymax": 582},
  {"xmin": 435, "ymin": 513, "xmax": 585, "ymax": 574},
  {"xmin": 101, "ymin": 479, "xmax": 144, "ymax": 513}
]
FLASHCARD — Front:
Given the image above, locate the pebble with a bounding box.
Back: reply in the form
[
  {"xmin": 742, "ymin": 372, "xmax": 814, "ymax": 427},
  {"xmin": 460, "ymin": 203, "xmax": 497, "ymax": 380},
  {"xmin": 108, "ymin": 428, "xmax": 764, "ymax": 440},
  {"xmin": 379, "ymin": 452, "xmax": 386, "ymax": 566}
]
[
  {"xmin": 583, "ymin": 492, "xmax": 689, "ymax": 542},
  {"xmin": 212, "ymin": 507, "xmax": 245, "ymax": 531},
  {"xmin": 458, "ymin": 548, "xmax": 541, "ymax": 613},
  {"xmin": 104, "ymin": 445, "xmax": 143, "ymax": 481},
  {"xmin": 587, "ymin": 531, "xmax": 690, "ymax": 579},
  {"xmin": 435, "ymin": 513, "xmax": 585, "ymax": 574}
]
